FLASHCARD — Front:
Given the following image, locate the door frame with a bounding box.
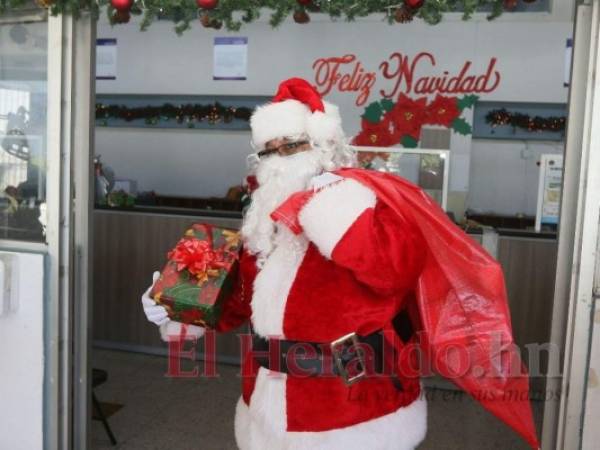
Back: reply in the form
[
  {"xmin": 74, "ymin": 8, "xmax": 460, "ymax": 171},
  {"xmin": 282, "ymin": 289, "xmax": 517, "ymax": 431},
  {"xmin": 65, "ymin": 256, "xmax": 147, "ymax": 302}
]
[
  {"xmin": 543, "ymin": 1, "xmax": 600, "ymax": 449},
  {"xmin": 45, "ymin": 11, "xmax": 95, "ymax": 450},
  {"xmin": 32, "ymin": 3, "xmax": 600, "ymax": 449}
]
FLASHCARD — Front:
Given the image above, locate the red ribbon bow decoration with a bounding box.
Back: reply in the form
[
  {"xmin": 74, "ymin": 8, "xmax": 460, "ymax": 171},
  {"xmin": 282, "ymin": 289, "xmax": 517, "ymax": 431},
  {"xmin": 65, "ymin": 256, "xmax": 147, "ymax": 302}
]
[{"xmin": 168, "ymin": 238, "xmax": 229, "ymax": 284}]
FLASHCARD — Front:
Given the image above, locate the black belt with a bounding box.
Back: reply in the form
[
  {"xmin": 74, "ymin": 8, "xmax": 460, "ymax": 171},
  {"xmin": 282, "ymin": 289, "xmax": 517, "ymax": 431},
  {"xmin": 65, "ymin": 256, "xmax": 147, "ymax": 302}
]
[{"xmin": 252, "ymin": 331, "xmax": 402, "ymax": 387}]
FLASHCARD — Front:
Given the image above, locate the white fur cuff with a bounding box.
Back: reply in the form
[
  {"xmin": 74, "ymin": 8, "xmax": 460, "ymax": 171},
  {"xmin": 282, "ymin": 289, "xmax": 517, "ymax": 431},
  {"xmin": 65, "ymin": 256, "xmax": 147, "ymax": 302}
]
[
  {"xmin": 299, "ymin": 178, "xmax": 376, "ymax": 259},
  {"xmin": 159, "ymin": 321, "xmax": 206, "ymax": 342}
]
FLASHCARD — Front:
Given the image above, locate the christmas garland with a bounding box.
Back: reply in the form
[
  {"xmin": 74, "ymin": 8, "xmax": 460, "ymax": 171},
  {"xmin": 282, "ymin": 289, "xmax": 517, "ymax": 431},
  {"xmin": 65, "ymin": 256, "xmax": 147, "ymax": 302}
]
[
  {"xmin": 95, "ymin": 101, "xmax": 253, "ymax": 127},
  {"xmin": 0, "ymin": 0, "xmax": 515, "ymax": 35},
  {"xmin": 485, "ymin": 108, "xmax": 566, "ymax": 133},
  {"xmin": 353, "ymin": 93, "xmax": 478, "ymax": 148}
]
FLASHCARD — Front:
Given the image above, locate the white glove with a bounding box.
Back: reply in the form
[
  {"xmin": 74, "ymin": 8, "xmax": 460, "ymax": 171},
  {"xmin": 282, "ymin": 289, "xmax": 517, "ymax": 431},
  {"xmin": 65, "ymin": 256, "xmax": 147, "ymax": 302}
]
[
  {"xmin": 141, "ymin": 271, "xmax": 170, "ymax": 326},
  {"xmin": 310, "ymin": 172, "xmax": 344, "ymax": 190},
  {"xmin": 141, "ymin": 271, "xmax": 206, "ymax": 341},
  {"xmin": 159, "ymin": 321, "xmax": 205, "ymax": 342}
]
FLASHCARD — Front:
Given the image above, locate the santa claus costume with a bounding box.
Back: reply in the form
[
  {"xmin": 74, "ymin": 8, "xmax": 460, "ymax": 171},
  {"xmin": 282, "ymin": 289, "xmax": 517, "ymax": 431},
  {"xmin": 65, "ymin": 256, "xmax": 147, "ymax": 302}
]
[{"xmin": 142, "ymin": 78, "xmax": 539, "ymax": 450}]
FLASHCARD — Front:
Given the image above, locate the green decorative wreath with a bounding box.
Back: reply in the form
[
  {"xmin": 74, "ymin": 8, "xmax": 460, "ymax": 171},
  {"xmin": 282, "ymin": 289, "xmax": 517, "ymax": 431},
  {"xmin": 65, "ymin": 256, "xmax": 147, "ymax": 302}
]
[{"xmin": 0, "ymin": 0, "xmax": 510, "ymax": 35}]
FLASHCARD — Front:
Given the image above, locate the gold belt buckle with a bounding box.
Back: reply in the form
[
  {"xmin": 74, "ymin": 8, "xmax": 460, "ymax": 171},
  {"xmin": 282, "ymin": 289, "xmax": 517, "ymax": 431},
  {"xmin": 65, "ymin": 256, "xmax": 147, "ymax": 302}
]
[{"xmin": 330, "ymin": 332, "xmax": 367, "ymax": 386}]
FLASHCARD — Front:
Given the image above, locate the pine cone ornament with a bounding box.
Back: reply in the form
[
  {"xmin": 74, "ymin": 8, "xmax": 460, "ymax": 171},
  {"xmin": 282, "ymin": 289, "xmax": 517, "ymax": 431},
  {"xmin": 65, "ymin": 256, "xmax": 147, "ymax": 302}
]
[
  {"xmin": 200, "ymin": 12, "xmax": 212, "ymax": 27},
  {"xmin": 35, "ymin": 0, "xmax": 54, "ymax": 8},
  {"xmin": 293, "ymin": 10, "xmax": 310, "ymax": 24},
  {"xmin": 394, "ymin": 6, "xmax": 414, "ymax": 23},
  {"xmin": 112, "ymin": 9, "xmax": 131, "ymax": 24}
]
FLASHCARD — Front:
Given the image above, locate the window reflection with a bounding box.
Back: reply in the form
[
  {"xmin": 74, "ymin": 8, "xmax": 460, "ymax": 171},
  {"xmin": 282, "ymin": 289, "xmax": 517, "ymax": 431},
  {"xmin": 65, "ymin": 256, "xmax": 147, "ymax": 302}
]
[
  {"xmin": 0, "ymin": 22, "xmax": 47, "ymax": 242},
  {"xmin": 354, "ymin": 147, "xmax": 448, "ymax": 209}
]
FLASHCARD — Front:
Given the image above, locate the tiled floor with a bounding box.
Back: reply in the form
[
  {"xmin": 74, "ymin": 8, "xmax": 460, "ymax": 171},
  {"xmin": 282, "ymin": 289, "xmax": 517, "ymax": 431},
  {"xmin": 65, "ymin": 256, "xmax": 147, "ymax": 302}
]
[{"xmin": 91, "ymin": 349, "xmax": 544, "ymax": 450}]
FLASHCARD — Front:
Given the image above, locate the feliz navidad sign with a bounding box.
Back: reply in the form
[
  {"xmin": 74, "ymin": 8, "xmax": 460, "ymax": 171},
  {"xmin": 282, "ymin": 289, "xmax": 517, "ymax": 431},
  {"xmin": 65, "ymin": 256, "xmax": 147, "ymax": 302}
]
[{"xmin": 312, "ymin": 52, "xmax": 501, "ymax": 147}]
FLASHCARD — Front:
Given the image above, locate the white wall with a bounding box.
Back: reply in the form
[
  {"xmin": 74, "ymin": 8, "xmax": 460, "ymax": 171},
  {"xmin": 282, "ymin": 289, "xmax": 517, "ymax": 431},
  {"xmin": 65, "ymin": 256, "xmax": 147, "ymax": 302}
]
[
  {"xmin": 96, "ymin": 10, "xmax": 573, "ymax": 212},
  {"xmin": 468, "ymin": 139, "xmax": 564, "ymax": 216},
  {"xmin": 0, "ymin": 252, "xmax": 44, "ymax": 450}
]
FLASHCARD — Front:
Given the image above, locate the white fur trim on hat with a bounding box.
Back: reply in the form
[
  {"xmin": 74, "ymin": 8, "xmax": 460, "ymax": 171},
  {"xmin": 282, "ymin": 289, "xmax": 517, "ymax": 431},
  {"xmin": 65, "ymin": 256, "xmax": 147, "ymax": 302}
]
[
  {"xmin": 250, "ymin": 100, "xmax": 310, "ymax": 150},
  {"xmin": 251, "ymin": 100, "xmax": 345, "ymax": 150},
  {"xmin": 306, "ymin": 101, "xmax": 345, "ymax": 146}
]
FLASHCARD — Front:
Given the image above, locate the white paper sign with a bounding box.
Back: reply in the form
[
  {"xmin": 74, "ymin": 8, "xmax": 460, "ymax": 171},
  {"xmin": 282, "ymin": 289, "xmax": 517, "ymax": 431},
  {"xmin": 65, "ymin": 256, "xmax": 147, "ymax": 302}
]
[
  {"xmin": 213, "ymin": 37, "xmax": 248, "ymax": 80},
  {"xmin": 96, "ymin": 39, "xmax": 117, "ymax": 80},
  {"xmin": 535, "ymin": 154, "xmax": 563, "ymax": 232}
]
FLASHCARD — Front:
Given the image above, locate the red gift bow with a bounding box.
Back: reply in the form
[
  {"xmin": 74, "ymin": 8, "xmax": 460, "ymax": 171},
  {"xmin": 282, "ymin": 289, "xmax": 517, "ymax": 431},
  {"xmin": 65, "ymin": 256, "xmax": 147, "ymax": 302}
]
[{"xmin": 168, "ymin": 238, "xmax": 229, "ymax": 283}]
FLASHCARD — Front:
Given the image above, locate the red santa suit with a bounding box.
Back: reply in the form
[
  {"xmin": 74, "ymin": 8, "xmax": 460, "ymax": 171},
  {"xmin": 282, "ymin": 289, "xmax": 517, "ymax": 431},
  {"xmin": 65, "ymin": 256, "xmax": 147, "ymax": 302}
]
[
  {"xmin": 156, "ymin": 78, "xmax": 538, "ymax": 450},
  {"xmin": 216, "ymin": 173, "xmax": 428, "ymax": 450}
]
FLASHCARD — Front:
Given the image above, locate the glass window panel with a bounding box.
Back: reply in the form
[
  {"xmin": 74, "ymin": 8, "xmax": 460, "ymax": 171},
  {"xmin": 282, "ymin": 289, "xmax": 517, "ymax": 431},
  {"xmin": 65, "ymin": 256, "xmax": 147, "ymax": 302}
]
[
  {"xmin": 354, "ymin": 147, "xmax": 448, "ymax": 208},
  {"xmin": 0, "ymin": 21, "xmax": 47, "ymax": 242}
]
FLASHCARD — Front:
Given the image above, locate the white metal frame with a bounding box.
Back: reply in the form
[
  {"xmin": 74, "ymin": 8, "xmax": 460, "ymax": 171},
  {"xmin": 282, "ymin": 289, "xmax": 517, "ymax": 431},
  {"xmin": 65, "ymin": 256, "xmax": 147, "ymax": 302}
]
[
  {"xmin": 556, "ymin": 0, "xmax": 600, "ymax": 445},
  {"xmin": 45, "ymin": 14, "xmax": 71, "ymax": 450},
  {"xmin": 543, "ymin": 1, "xmax": 600, "ymax": 449},
  {"xmin": 350, "ymin": 145, "xmax": 450, "ymax": 210},
  {"xmin": 44, "ymin": 12, "xmax": 95, "ymax": 450}
]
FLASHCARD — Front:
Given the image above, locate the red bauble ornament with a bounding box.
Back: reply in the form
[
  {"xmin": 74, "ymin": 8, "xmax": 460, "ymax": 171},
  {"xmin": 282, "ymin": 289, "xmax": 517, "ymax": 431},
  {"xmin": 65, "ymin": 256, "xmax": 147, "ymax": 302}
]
[
  {"xmin": 503, "ymin": 0, "xmax": 518, "ymax": 10},
  {"xmin": 297, "ymin": 0, "xmax": 312, "ymax": 5},
  {"xmin": 197, "ymin": 0, "xmax": 218, "ymax": 9},
  {"xmin": 293, "ymin": 10, "xmax": 310, "ymax": 24},
  {"xmin": 404, "ymin": 0, "xmax": 424, "ymax": 8},
  {"xmin": 110, "ymin": 0, "xmax": 133, "ymax": 12}
]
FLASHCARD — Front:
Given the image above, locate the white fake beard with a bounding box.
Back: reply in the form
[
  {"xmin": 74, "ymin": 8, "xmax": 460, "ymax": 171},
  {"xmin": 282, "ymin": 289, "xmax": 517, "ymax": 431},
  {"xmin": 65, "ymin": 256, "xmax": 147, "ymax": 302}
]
[{"xmin": 241, "ymin": 150, "xmax": 325, "ymax": 264}]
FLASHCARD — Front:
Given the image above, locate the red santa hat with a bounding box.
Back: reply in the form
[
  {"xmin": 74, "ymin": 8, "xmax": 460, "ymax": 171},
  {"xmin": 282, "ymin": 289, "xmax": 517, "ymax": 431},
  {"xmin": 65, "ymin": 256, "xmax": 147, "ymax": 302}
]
[{"xmin": 250, "ymin": 78, "xmax": 344, "ymax": 150}]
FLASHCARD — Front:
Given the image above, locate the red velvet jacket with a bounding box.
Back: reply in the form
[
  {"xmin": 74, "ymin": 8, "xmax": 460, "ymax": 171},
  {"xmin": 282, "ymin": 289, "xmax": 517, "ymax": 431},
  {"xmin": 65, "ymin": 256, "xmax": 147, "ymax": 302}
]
[{"xmin": 215, "ymin": 175, "xmax": 425, "ymax": 432}]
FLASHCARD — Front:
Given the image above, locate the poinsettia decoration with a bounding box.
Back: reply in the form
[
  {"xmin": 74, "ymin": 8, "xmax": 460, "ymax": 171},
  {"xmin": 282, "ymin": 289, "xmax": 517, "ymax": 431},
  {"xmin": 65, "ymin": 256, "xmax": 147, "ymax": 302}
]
[
  {"xmin": 390, "ymin": 95, "xmax": 428, "ymax": 141},
  {"xmin": 353, "ymin": 93, "xmax": 478, "ymax": 148},
  {"xmin": 426, "ymin": 94, "xmax": 461, "ymax": 127}
]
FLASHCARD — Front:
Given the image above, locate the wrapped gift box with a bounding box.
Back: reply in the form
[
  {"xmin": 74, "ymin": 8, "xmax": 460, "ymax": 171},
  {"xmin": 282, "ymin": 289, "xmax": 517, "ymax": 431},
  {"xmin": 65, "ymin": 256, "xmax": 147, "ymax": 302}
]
[{"xmin": 150, "ymin": 223, "xmax": 241, "ymax": 328}]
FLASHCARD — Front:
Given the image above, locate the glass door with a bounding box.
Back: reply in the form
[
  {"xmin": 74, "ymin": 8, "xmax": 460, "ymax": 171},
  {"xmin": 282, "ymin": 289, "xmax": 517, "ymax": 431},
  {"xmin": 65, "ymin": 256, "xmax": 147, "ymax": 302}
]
[
  {"xmin": 0, "ymin": 12, "xmax": 49, "ymax": 450},
  {"xmin": 0, "ymin": 8, "xmax": 95, "ymax": 450}
]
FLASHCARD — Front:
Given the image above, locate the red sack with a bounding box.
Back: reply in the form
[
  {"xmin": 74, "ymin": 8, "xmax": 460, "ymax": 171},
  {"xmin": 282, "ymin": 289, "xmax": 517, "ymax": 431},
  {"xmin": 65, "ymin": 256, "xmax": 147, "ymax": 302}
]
[{"xmin": 272, "ymin": 167, "xmax": 539, "ymax": 449}]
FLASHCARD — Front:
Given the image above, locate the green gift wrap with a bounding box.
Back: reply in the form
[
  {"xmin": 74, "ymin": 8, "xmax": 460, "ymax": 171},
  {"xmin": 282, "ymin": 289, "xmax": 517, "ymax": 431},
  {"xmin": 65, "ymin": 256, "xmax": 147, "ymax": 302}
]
[{"xmin": 150, "ymin": 223, "xmax": 241, "ymax": 328}]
